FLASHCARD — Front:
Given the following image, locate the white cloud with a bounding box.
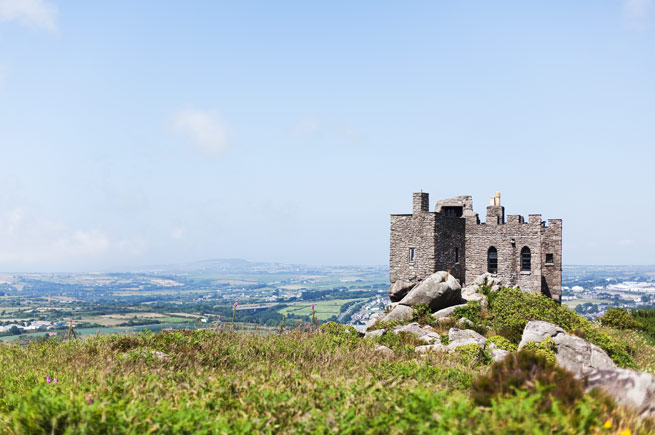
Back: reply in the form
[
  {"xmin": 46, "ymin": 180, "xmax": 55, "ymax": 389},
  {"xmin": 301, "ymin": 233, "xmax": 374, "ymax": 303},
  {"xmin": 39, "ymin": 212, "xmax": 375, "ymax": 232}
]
[
  {"xmin": 172, "ymin": 107, "xmax": 230, "ymax": 158},
  {"xmin": 0, "ymin": 208, "xmax": 148, "ymax": 270},
  {"xmin": 617, "ymin": 239, "xmax": 634, "ymax": 246},
  {"xmin": 0, "ymin": 0, "xmax": 58, "ymax": 32},
  {"xmin": 624, "ymin": 0, "xmax": 653, "ymax": 27}
]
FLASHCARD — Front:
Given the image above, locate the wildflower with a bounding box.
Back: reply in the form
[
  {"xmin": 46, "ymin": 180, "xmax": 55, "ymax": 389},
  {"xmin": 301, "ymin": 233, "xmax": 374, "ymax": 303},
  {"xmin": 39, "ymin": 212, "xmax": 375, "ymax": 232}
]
[
  {"xmin": 234, "ymin": 302, "xmax": 238, "ymax": 307},
  {"xmin": 620, "ymin": 429, "xmax": 631, "ymax": 435},
  {"xmin": 46, "ymin": 375, "xmax": 52, "ymax": 383},
  {"xmin": 218, "ymin": 315, "xmax": 222, "ymax": 321},
  {"xmin": 54, "ymin": 378, "xmax": 58, "ymax": 384},
  {"xmin": 85, "ymin": 393, "xmax": 94, "ymax": 405},
  {"xmin": 603, "ymin": 420, "xmax": 612, "ymax": 429},
  {"xmin": 311, "ymin": 304, "xmax": 315, "ymax": 309}
]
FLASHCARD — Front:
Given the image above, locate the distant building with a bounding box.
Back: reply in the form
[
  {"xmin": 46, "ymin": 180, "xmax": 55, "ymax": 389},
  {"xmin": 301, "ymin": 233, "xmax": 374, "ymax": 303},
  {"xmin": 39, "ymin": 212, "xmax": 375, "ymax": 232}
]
[{"xmin": 390, "ymin": 192, "xmax": 562, "ymax": 302}]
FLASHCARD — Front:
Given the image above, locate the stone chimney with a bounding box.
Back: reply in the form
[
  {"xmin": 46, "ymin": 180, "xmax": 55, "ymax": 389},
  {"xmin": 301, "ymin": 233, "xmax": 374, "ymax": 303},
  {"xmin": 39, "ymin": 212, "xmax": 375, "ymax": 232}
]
[{"xmin": 413, "ymin": 192, "xmax": 429, "ymax": 214}]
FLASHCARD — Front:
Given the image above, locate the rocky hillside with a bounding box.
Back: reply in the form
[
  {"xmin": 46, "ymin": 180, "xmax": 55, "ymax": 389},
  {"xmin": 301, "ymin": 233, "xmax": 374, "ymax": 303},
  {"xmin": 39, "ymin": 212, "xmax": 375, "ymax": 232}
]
[{"xmin": 0, "ymin": 274, "xmax": 654, "ymax": 433}]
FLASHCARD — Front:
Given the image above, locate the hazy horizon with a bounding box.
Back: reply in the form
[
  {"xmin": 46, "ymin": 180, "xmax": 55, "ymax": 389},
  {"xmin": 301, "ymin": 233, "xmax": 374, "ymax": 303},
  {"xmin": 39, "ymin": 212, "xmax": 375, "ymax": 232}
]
[{"xmin": 1, "ymin": 1, "xmax": 654, "ymax": 272}]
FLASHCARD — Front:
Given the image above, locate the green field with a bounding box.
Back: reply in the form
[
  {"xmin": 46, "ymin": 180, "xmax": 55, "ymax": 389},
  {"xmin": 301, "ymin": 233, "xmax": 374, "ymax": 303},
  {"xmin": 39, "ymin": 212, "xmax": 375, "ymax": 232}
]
[{"xmin": 278, "ymin": 298, "xmax": 365, "ymax": 320}]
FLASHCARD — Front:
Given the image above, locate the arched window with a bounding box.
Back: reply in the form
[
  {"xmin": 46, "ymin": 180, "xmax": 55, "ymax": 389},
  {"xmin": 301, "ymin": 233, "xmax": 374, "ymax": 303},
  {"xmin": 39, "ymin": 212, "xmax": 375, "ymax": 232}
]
[
  {"xmin": 521, "ymin": 247, "xmax": 531, "ymax": 272},
  {"xmin": 487, "ymin": 247, "xmax": 498, "ymax": 273}
]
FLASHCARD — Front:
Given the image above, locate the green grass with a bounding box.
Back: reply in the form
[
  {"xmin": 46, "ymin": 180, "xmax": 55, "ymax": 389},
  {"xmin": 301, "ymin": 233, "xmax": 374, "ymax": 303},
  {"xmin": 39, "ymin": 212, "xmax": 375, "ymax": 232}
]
[
  {"xmin": 0, "ymin": 327, "xmax": 653, "ymax": 433},
  {"xmin": 277, "ymin": 299, "xmax": 365, "ymax": 320}
]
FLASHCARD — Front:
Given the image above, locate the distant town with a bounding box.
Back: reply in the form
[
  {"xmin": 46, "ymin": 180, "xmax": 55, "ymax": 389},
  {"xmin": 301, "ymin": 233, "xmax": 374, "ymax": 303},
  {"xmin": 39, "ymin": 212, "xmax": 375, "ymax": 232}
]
[{"xmin": 1, "ymin": 260, "xmax": 653, "ymax": 342}]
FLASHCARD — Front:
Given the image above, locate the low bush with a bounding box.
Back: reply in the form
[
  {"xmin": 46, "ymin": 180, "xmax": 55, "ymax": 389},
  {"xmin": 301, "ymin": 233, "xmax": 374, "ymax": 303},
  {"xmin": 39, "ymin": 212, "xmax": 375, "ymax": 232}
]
[
  {"xmin": 521, "ymin": 337, "xmax": 557, "ymax": 365},
  {"xmin": 412, "ymin": 303, "xmax": 438, "ymax": 327},
  {"xmin": 599, "ymin": 308, "xmax": 643, "ymax": 330},
  {"xmin": 488, "ymin": 287, "xmax": 635, "ymax": 368},
  {"xmin": 487, "ymin": 335, "xmax": 517, "ymax": 352},
  {"xmin": 488, "ymin": 287, "xmax": 583, "ymax": 343},
  {"xmin": 454, "ymin": 343, "xmax": 491, "ymax": 366},
  {"xmin": 454, "ymin": 300, "xmax": 482, "ymax": 325},
  {"xmin": 471, "ymin": 350, "xmax": 585, "ymax": 409}
]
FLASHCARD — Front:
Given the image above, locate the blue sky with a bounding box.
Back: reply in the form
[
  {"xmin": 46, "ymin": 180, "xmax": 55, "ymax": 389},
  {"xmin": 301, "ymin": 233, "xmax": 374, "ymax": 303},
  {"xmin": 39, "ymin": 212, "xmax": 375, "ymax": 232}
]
[{"xmin": 0, "ymin": 1, "xmax": 654, "ymax": 271}]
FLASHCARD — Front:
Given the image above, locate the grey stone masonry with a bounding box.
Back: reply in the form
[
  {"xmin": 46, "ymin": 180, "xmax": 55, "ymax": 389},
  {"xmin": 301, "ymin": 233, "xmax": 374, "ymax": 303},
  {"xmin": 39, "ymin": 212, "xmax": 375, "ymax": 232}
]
[{"xmin": 390, "ymin": 192, "xmax": 562, "ymax": 302}]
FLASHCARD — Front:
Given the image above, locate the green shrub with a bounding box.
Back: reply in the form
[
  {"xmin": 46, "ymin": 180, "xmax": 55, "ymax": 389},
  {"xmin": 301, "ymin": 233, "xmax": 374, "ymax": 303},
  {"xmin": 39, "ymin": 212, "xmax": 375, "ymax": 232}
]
[
  {"xmin": 599, "ymin": 308, "xmax": 643, "ymax": 330},
  {"xmin": 487, "ymin": 335, "xmax": 517, "ymax": 352},
  {"xmin": 489, "ymin": 288, "xmax": 635, "ymax": 368},
  {"xmin": 489, "ymin": 288, "xmax": 584, "ymax": 343},
  {"xmin": 412, "ymin": 303, "xmax": 438, "ymax": 327},
  {"xmin": 454, "ymin": 343, "xmax": 491, "ymax": 366},
  {"xmin": 632, "ymin": 308, "xmax": 655, "ymax": 344},
  {"xmin": 521, "ymin": 337, "xmax": 557, "ymax": 365},
  {"xmin": 374, "ymin": 330, "xmax": 423, "ymax": 354},
  {"xmin": 454, "ymin": 300, "xmax": 482, "ymax": 325},
  {"xmin": 440, "ymin": 333, "xmax": 450, "ymax": 346},
  {"xmin": 472, "ymin": 350, "xmax": 585, "ymax": 409}
]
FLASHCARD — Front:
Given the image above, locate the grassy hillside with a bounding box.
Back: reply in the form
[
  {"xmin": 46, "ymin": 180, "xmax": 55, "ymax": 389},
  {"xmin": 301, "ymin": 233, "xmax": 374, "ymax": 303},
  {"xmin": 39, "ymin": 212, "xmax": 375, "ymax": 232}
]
[{"xmin": 1, "ymin": 287, "xmax": 655, "ymax": 433}]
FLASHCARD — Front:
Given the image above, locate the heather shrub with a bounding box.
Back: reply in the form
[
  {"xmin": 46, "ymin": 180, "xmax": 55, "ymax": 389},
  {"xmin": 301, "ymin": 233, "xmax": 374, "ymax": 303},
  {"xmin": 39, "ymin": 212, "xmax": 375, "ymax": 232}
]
[
  {"xmin": 521, "ymin": 337, "xmax": 557, "ymax": 365},
  {"xmin": 599, "ymin": 308, "xmax": 643, "ymax": 330},
  {"xmin": 412, "ymin": 303, "xmax": 439, "ymax": 327},
  {"xmin": 454, "ymin": 343, "xmax": 491, "ymax": 366},
  {"xmin": 472, "ymin": 350, "xmax": 585, "ymax": 409},
  {"xmin": 489, "ymin": 287, "xmax": 583, "ymax": 343},
  {"xmin": 454, "ymin": 300, "xmax": 482, "ymax": 325},
  {"xmin": 489, "ymin": 287, "xmax": 635, "ymax": 367},
  {"xmin": 487, "ymin": 335, "xmax": 517, "ymax": 352}
]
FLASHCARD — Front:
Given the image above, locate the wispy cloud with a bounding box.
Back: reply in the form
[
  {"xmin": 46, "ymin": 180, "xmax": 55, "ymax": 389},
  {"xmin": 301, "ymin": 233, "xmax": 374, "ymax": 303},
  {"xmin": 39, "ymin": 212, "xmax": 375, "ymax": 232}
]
[
  {"xmin": 0, "ymin": 208, "xmax": 148, "ymax": 270},
  {"xmin": 624, "ymin": 0, "xmax": 653, "ymax": 27},
  {"xmin": 172, "ymin": 107, "xmax": 230, "ymax": 158},
  {"xmin": 617, "ymin": 239, "xmax": 634, "ymax": 246},
  {"xmin": 0, "ymin": 0, "xmax": 58, "ymax": 32}
]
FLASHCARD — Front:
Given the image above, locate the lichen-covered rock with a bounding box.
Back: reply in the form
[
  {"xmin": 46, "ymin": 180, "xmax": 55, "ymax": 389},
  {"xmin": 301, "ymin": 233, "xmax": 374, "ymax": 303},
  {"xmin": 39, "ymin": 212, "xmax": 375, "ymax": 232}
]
[
  {"xmin": 446, "ymin": 338, "xmax": 484, "ymax": 352},
  {"xmin": 461, "ymin": 292, "xmax": 487, "ymax": 308},
  {"xmin": 418, "ymin": 332, "xmax": 442, "ymax": 344},
  {"xmin": 374, "ymin": 345, "xmax": 394, "ymax": 357},
  {"xmin": 393, "ymin": 322, "xmax": 428, "ymax": 337},
  {"xmin": 414, "ymin": 344, "xmax": 446, "ymax": 353},
  {"xmin": 364, "ymin": 329, "xmax": 386, "ymax": 339},
  {"xmin": 518, "ymin": 321, "xmax": 616, "ymax": 376},
  {"xmin": 399, "ymin": 271, "xmax": 462, "ymax": 311},
  {"xmin": 379, "ymin": 304, "xmax": 413, "ymax": 324},
  {"xmin": 388, "ymin": 280, "xmax": 415, "ymax": 303},
  {"xmin": 490, "ymin": 348, "xmax": 509, "ymax": 362},
  {"xmin": 472, "ymin": 273, "xmax": 501, "ymax": 288},
  {"xmin": 449, "ymin": 328, "xmax": 486, "ymax": 344},
  {"xmin": 585, "ymin": 368, "xmax": 655, "ymax": 419},
  {"xmin": 364, "ymin": 312, "xmax": 384, "ymax": 331},
  {"xmin": 432, "ymin": 303, "xmax": 467, "ymax": 320}
]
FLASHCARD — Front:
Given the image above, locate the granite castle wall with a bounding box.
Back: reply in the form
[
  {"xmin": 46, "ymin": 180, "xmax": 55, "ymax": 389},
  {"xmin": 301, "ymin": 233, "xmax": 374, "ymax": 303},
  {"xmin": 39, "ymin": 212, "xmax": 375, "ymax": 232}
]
[{"xmin": 390, "ymin": 192, "xmax": 562, "ymax": 302}]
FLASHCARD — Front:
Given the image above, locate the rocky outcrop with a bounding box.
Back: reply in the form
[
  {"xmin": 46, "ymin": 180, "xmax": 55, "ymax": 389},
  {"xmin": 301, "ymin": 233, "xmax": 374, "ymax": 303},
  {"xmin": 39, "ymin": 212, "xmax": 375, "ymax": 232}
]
[
  {"xmin": 518, "ymin": 321, "xmax": 616, "ymax": 375},
  {"xmin": 585, "ymin": 368, "xmax": 655, "ymax": 419},
  {"xmin": 490, "ymin": 348, "xmax": 509, "ymax": 362},
  {"xmin": 398, "ymin": 272, "xmax": 462, "ymax": 311},
  {"xmin": 393, "ymin": 322, "xmax": 428, "ymax": 337},
  {"xmin": 378, "ymin": 304, "xmax": 413, "ymax": 324},
  {"xmin": 414, "ymin": 344, "xmax": 446, "ymax": 353},
  {"xmin": 517, "ymin": 320, "xmax": 655, "ymax": 418},
  {"xmin": 364, "ymin": 329, "xmax": 385, "ymax": 339},
  {"xmin": 446, "ymin": 328, "xmax": 487, "ymax": 351},
  {"xmin": 388, "ymin": 280, "xmax": 414, "ymax": 303},
  {"xmin": 432, "ymin": 303, "xmax": 467, "ymax": 320}
]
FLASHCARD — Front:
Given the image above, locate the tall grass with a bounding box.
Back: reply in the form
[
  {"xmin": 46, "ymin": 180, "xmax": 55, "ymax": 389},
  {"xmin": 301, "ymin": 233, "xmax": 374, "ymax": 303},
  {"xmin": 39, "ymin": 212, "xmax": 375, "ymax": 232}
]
[{"xmin": 0, "ymin": 326, "xmax": 651, "ymax": 433}]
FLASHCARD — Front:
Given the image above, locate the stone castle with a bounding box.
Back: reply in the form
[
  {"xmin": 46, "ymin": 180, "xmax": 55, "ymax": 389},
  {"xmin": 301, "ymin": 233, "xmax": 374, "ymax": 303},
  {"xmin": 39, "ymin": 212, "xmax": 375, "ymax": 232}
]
[{"xmin": 389, "ymin": 192, "xmax": 562, "ymax": 302}]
